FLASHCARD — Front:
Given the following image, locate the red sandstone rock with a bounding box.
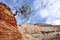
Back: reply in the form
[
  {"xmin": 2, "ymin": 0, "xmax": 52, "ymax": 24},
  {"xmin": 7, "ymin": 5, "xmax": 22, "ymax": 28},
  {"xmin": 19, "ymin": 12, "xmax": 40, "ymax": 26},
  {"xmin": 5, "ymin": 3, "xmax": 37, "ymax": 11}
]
[
  {"xmin": 0, "ymin": 2, "xmax": 17, "ymax": 28},
  {"xmin": 0, "ymin": 20, "xmax": 23, "ymax": 40},
  {"xmin": 0, "ymin": 2, "xmax": 23, "ymax": 40}
]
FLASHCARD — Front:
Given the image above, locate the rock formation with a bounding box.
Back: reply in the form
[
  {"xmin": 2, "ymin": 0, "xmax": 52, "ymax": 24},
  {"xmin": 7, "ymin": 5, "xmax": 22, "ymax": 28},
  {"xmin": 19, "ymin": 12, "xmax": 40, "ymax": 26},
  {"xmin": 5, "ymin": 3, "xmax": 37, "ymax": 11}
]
[
  {"xmin": 0, "ymin": 2, "xmax": 23, "ymax": 40},
  {"xmin": 0, "ymin": 2, "xmax": 17, "ymax": 28},
  {"xmin": 18, "ymin": 23, "xmax": 60, "ymax": 40},
  {"xmin": 18, "ymin": 23, "xmax": 60, "ymax": 34}
]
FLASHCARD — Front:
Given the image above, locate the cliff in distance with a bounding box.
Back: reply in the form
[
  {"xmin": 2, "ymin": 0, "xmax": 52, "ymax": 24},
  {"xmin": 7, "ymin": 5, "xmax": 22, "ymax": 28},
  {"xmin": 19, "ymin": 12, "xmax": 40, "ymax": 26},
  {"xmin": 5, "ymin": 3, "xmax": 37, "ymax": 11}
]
[{"xmin": 18, "ymin": 23, "xmax": 60, "ymax": 40}]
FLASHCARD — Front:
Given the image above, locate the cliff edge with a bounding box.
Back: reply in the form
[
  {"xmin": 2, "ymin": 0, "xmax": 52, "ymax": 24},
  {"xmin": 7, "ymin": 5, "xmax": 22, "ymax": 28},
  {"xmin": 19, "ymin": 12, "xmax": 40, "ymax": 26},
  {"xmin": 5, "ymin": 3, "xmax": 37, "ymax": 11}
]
[{"xmin": 0, "ymin": 2, "xmax": 23, "ymax": 40}]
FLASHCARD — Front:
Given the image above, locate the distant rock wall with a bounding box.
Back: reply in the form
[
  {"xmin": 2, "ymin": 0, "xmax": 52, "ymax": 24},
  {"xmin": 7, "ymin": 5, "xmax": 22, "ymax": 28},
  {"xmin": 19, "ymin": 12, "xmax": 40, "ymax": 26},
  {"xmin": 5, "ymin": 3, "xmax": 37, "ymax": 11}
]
[
  {"xmin": 18, "ymin": 23, "xmax": 60, "ymax": 34},
  {"xmin": 18, "ymin": 23, "xmax": 60, "ymax": 40}
]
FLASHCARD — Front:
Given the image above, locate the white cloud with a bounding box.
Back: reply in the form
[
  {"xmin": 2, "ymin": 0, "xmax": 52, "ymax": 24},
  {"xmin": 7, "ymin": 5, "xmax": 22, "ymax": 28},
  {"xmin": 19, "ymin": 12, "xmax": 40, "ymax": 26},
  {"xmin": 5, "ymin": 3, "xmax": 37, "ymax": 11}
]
[
  {"xmin": 52, "ymin": 20, "xmax": 60, "ymax": 25},
  {"xmin": 33, "ymin": 0, "xmax": 41, "ymax": 10},
  {"xmin": 38, "ymin": 9, "xmax": 50, "ymax": 18},
  {"xmin": 33, "ymin": 0, "xmax": 60, "ymax": 25}
]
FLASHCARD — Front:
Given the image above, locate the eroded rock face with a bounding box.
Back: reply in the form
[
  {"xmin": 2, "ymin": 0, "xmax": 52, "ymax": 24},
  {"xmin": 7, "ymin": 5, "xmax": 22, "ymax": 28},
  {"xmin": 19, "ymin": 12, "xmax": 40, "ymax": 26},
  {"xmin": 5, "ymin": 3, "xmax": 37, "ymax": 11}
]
[
  {"xmin": 45, "ymin": 36, "xmax": 60, "ymax": 40},
  {"xmin": 0, "ymin": 2, "xmax": 23, "ymax": 40},
  {"xmin": 0, "ymin": 20, "xmax": 23, "ymax": 40},
  {"xmin": 18, "ymin": 23, "xmax": 60, "ymax": 40},
  {"xmin": 19, "ymin": 23, "xmax": 60, "ymax": 33},
  {"xmin": 0, "ymin": 2, "xmax": 17, "ymax": 27}
]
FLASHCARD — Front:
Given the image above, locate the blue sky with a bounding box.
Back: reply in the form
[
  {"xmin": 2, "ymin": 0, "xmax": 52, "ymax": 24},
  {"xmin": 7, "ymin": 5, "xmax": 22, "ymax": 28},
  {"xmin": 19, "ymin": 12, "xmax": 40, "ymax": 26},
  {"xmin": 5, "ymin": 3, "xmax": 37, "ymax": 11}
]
[{"xmin": 0, "ymin": 0, "xmax": 60, "ymax": 25}]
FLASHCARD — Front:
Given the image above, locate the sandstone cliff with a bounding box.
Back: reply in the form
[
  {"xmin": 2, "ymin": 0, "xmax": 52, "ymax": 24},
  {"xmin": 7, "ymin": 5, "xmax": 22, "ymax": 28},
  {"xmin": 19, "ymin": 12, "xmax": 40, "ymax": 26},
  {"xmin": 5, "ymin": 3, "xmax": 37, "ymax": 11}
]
[
  {"xmin": 0, "ymin": 2, "xmax": 23, "ymax": 40},
  {"xmin": 18, "ymin": 23, "xmax": 60, "ymax": 34},
  {"xmin": 0, "ymin": 2, "xmax": 17, "ymax": 28},
  {"xmin": 18, "ymin": 23, "xmax": 60, "ymax": 40}
]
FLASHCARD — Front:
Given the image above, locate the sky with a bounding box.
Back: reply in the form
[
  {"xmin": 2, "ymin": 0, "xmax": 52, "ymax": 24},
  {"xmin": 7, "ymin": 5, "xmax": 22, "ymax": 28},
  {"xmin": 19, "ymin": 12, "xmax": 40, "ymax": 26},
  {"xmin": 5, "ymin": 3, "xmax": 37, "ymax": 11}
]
[{"xmin": 0, "ymin": 0, "xmax": 60, "ymax": 25}]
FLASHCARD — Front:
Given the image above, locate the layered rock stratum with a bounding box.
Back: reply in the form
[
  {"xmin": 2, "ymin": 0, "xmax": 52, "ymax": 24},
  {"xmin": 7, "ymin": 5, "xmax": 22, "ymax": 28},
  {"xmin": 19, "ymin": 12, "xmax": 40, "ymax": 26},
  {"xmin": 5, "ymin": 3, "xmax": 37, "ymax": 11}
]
[
  {"xmin": 0, "ymin": 2, "xmax": 23, "ymax": 40},
  {"xmin": 18, "ymin": 23, "xmax": 60, "ymax": 40},
  {"xmin": 0, "ymin": 2, "xmax": 17, "ymax": 28}
]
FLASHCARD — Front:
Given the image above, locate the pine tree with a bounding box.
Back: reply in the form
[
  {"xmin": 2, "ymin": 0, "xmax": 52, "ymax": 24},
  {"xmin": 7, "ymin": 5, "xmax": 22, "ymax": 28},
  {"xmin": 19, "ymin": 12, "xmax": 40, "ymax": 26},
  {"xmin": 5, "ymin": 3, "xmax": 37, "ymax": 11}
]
[{"xmin": 14, "ymin": 4, "xmax": 32, "ymax": 19}]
